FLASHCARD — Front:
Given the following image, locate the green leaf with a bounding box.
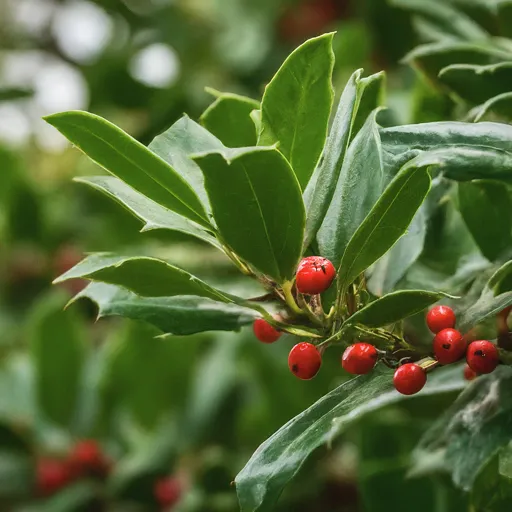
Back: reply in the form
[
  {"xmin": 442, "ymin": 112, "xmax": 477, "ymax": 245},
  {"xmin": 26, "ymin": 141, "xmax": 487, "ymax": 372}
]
[
  {"xmin": 403, "ymin": 41, "xmax": 510, "ymax": 84},
  {"xmin": 200, "ymin": 90, "xmax": 260, "ymax": 147},
  {"xmin": 55, "ymin": 253, "xmax": 231, "ymax": 302},
  {"xmin": 75, "ymin": 176, "xmax": 221, "ymax": 249},
  {"xmin": 343, "ymin": 290, "xmax": 447, "ymax": 329},
  {"xmin": 303, "ymin": 70, "xmax": 385, "ymax": 248},
  {"xmin": 469, "ymin": 92, "xmax": 512, "ymax": 122},
  {"xmin": 380, "ymin": 121, "xmax": 512, "ymax": 181},
  {"xmin": 472, "ymin": 453, "xmax": 512, "ymax": 512},
  {"xmin": 438, "ymin": 62, "xmax": 512, "ymax": 105},
  {"xmin": 44, "ymin": 111, "xmax": 210, "ymax": 227},
  {"xmin": 235, "ymin": 364, "xmax": 464, "ymax": 512},
  {"xmin": 74, "ymin": 283, "xmax": 258, "ymax": 336},
  {"xmin": 35, "ymin": 481, "xmax": 98, "ymax": 512},
  {"xmin": 489, "ymin": 261, "xmax": 512, "ymax": 290},
  {"xmin": 391, "ymin": 0, "xmax": 490, "ymax": 41},
  {"xmin": 194, "ymin": 147, "xmax": 305, "ymax": 283},
  {"xmin": 458, "ymin": 181, "xmax": 512, "ymax": 261},
  {"xmin": 258, "ymin": 33, "xmax": 335, "ymax": 190},
  {"xmin": 28, "ymin": 292, "xmax": 85, "ymax": 428},
  {"xmin": 411, "ymin": 366, "xmax": 512, "ymax": 491},
  {"xmin": 317, "ymin": 109, "xmax": 387, "ymax": 268},
  {"xmin": 148, "ymin": 114, "xmax": 225, "ymax": 215},
  {"xmin": 339, "ymin": 154, "xmax": 433, "ymax": 291}
]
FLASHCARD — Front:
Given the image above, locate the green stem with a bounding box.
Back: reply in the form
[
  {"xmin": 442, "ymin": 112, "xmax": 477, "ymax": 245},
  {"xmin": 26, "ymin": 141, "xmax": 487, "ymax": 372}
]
[
  {"xmin": 281, "ymin": 281, "xmax": 303, "ymax": 316},
  {"xmin": 297, "ymin": 293, "xmax": 324, "ymax": 327}
]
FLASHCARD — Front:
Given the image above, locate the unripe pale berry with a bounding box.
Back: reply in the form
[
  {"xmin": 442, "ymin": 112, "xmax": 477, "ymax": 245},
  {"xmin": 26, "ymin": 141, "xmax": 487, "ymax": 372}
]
[
  {"xmin": 426, "ymin": 305, "xmax": 456, "ymax": 334},
  {"xmin": 393, "ymin": 363, "xmax": 427, "ymax": 395},
  {"xmin": 154, "ymin": 477, "xmax": 181, "ymax": 508},
  {"xmin": 433, "ymin": 328, "xmax": 466, "ymax": 365},
  {"xmin": 466, "ymin": 340, "xmax": 499, "ymax": 374},
  {"xmin": 342, "ymin": 343, "xmax": 378, "ymax": 375},
  {"xmin": 463, "ymin": 364, "xmax": 478, "ymax": 381},
  {"xmin": 253, "ymin": 318, "xmax": 281, "ymax": 343},
  {"xmin": 288, "ymin": 342, "xmax": 321, "ymax": 380},
  {"xmin": 295, "ymin": 256, "xmax": 336, "ymax": 295}
]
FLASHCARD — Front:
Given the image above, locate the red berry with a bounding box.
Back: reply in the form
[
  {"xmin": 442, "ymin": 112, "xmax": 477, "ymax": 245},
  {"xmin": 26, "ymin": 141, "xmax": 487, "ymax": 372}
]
[
  {"xmin": 288, "ymin": 342, "xmax": 322, "ymax": 380},
  {"xmin": 253, "ymin": 318, "xmax": 281, "ymax": 343},
  {"xmin": 154, "ymin": 477, "xmax": 181, "ymax": 508},
  {"xmin": 36, "ymin": 458, "xmax": 71, "ymax": 496},
  {"xmin": 295, "ymin": 256, "xmax": 336, "ymax": 295},
  {"xmin": 463, "ymin": 364, "xmax": 478, "ymax": 381},
  {"xmin": 433, "ymin": 328, "xmax": 466, "ymax": 365},
  {"xmin": 426, "ymin": 305, "xmax": 456, "ymax": 333},
  {"xmin": 466, "ymin": 340, "xmax": 499, "ymax": 374},
  {"xmin": 68, "ymin": 440, "xmax": 111, "ymax": 479},
  {"xmin": 342, "ymin": 343, "xmax": 378, "ymax": 375},
  {"xmin": 393, "ymin": 363, "xmax": 427, "ymax": 395}
]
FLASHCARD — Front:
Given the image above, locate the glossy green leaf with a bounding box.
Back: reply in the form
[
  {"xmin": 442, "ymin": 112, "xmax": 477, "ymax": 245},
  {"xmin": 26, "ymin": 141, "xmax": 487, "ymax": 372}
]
[
  {"xmin": 411, "ymin": 366, "xmax": 512, "ymax": 491},
  {"xmin": 470, "ymin": 92, "xmax": 512, "ymax": 122},
  {"xmin": 403, "ymin": 41, "xmax": 509, "ymax": 84},
  {"xmin": 55, "ymin": 253, "xmax": 232, "ymax": 303},
  {"xmin": 303, "ymin": 70, "xmax": 385, "ymax": 248},
  {"xmin": 235, "ymin": 364, "xmax": 464, "ymax": 512},
  {"xmin": 44, "ymin": 111, "xmax": 210, "ymax": 227},
  {"xmin": 438, "ymin": 62, "xmax": 512, "ymax": 105},
  {"xmin": 200, "ymin": 90, "xmax": 259, "ymax": 147},
  {"xmin": 259, "ymin": 33, "xmax": 335, "ymax": 189},
  {"xmin": 343, "ymin": 290, "xmax": 447, "ymax": 329},
  {"xmin": 28, "ymin": 292, "xmax": 85, "ymax": 428},
  {"xmin": 458, "ymin": 181, "xmax": 512, "ymax": 261},
  {"xmin": 148, "ymin": 114, "xmax": 225, "ymax": 215},
  {"xmin": 317, "ymin": 109, "xmax": 387, "ymax": 268},
  {"xmin": 194, "ymin": 147, "xmax": 305, "ymax": 283},
  {"xmin": 76, "ymin": 176, "xmax": 221, "ymax": 248},
  {"xmin": 74, "ymin": 283, "xmax": 258, "ymax": 336},
  {"xmin": 339, "ymin": 155, "xmax": 432, "ymax": 291},
  {"xmin": 380, "ymin": 121, "xmax": 512, "ymax": 181},
  {"xmin": 392, "ymin": 0, "xmax": 490, "ymax": 41}
]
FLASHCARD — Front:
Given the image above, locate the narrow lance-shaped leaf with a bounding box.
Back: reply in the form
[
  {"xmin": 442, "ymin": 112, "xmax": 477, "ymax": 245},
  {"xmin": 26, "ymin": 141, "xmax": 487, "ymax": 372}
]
[
  {"xmin": 469, "ymin": 92, "xmax": 512, "ymax": 122},
  {"xmin": 458, "ymin": 180, "xmax": 512, "ymax": 262},
  {"xmin": 339, "ymin": 153, "xmax": 434, "ymax": 291},
  {"xmin": 343, "ymin": 290, "xmax": 449, "ymax": 329},
  {"xmin": 200, "ymin": 90, "xmax": 260, "ymax": 147},
  {"xmin": 54, "ymin": 253, "xmax": 231, "ymax": 302},
  {"xmin": 75, "ymin": 176, "xmax": 221, "ymax": 249},
  {"xmin": 317, "ymin": 108, "xmax": 387, "ymax": 268},
  {"xmin": 73, "ymin": 283, "xmax": 258, "ymax": 336},
  {"xmin": 194, "ymin": 147, "xmax": 305, "ymax": 283},
  {"xmin": 235, "ymin": 364, "xmax": 465, "ymax": 512},
  {"xmin": 259, "ymin": 33, "xmax": 335, "ymax": 190},
  {"xmin": 44, "ymin": 111, "xmax": 211, "ymax": 227},
  {"xmin": 148, "ymin": 114, "xmax": 225, "ymax": 215},
  {"xmin": 303, "ymin": 70, "xmax": 385, "ymax": 248}
]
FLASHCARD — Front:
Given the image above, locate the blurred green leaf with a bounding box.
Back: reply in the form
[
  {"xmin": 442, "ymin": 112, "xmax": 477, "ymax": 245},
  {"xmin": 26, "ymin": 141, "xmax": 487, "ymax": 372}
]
[
  {"xmin": 235, "ymin": 364, "xmax": 464, "ymax": 512},
  {"xmin": 44, "ymin": 111, "xmax": 211, "ymax": 228},
  {"xmin": 470, "ymin": 92, "xmax": 512, "ymax": 121},
  {"xmin": 339, "ymin": 155, "xmax": 432, "ymax": 291},
  {"xmin": 200, "ymin": 91, "xmax": 259, "ymax": 147},
  {"xmin": 74, "ymin": 283, "xmax": 258, "ymax": 335},
  {"xmin": 148, "ymin": 115, "xmax": 225, "ymax": 215},
  {"xmin": 258, "ymin": 33, "xmax": 335, "ymax": 190},
  {"xmin": 411, "ymin": 366, "xmax": 512, "ymax": 491},
  {"xmin": 75, "ymin": 176, "xmax": 221, "ymax": 248},
  {"xmin": 343, "ymin": 290, "xmax": 447, "ymax": 329},
  {"xmin": 0, "ymin": 87, "xmax": 33, "ymax": 102},
  {"xmin": 303, "ymin": 70, "xmax": 384, "ymax": 248},
  {"xmin": 194, "ymin": 147, "xmax": 304, "ymax": 283},
  {"xmin": 458, "ymin": 181, "xmax": 512, "ymax": 261},
  {"xmin": 29, "ymin": 292, "xmax": 85, "ymax": 428},
  {"xmin": 438, "ymin": 62, "xmax": 512, "ymax": 104}
]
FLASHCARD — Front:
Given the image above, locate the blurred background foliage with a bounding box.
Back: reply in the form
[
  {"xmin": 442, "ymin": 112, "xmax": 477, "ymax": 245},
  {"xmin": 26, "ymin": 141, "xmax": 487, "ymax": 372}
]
[{"xmin": 0, "ymin": 0, "xmax": 505, "ymax": 510}]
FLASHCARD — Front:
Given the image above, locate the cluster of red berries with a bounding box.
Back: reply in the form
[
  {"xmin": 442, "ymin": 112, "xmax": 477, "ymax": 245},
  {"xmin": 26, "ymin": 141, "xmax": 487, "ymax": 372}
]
[
  {"xmin": 252, "ymin": 255, "xmax": 501, "ymax": 393},
  {"xmin": 253, "ymin": 256, "xmax": 336, "ymax": 380},
  {"xmin": 37, "ymin": 440, "xmax": 111, "ymax": 497},
  {"xmin": 37, "ymin": 440, "xmax": 181, "ymax": 509}
]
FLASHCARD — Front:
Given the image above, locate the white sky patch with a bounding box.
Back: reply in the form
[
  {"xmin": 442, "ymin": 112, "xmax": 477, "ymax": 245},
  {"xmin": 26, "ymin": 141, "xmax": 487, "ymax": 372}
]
[
  {"xmin": 0, "ymin": 104, "xmax": 31, "ymax": 147},
  {"xmin": 129, "ymin": 43, "xmax": 181, "ymax": 88}
]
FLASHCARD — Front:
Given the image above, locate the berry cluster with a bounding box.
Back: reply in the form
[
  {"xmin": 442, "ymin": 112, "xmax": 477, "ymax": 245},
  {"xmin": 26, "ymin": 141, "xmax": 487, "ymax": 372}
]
[
  {"xmin": 36, "ymin": 439, "xmax": 181, "ymax": 509},
  {"xmin": 252, "ymin": 255, "xmax": 502, "ymax": 394}
]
